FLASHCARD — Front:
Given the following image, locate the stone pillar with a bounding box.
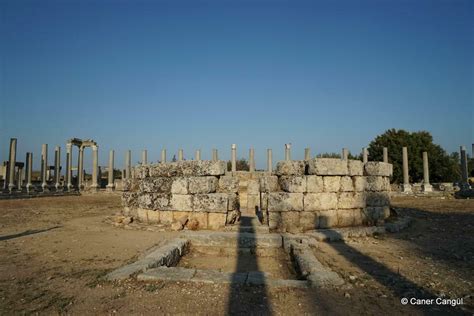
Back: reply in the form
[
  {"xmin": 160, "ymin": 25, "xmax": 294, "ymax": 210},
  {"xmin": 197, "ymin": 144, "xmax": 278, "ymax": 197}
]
[
  {"xmin": 402, "ymin": 146, "xmax": 411, "ymax": 193},
  {"xmin": 195, "ymin": 149, "xmax": 201, "ymax": 161},
  {"xmin": 421, "ymin": 151, "xmax": 432, "ymax": 192},
  {"xmin": 41, "ymin": 144, "xmax": 49, "ymax": 192},
  {"xmin": 106, "ymin": 150, "xmax": 115, "ymax": 192},
  {"xmin": 178, "ymin": 149, "xmax": 184, "ymax": 161},
  {"xmin": 7, "ymin": 138, "xmax": 17, "ymax": 193},
  {"xmin": 212, "ymin": 149, "xmax": 218, "ymax": 162},
  {"xmin": 26, "ymin": 152, "xmax": 33, "ymax": 193},
  {"xmin": 285, "ymin": 144, "xmax": 291, "ymax": 161},
  {"xmin": 66, "ymin": 143, "xmax": 73, "ymax": 191},
  {"xmin": 362, "ymin": 147, "xmax": 368, "ymax": 163},
  {"xmin": 249, "ymin": 148, "xmax": 255, "ymax": 173},
  {"xmin": 17, "ymin": 167, "xmax": 23, "ymax": 190},
  {"xmin": 267, "ymin": 149, "xmax": 273, "ymax": 173},
  {"xmin": 383, "ymin": 147, "xmax": 388, "ymax": 163},
  {"xmin": 142, "ymin": 150, "xmax": 148, "ymax": 165},
  {"xmin": 161, "ymin": 149, "xmax": 166, "ymax": 163},
  {"xmin": 342, "ymin": 148, "xmax": 349, "ymax": 160},
  {"xmin": 54, "ymin": 146, "xmax": 61, "ymax": 190},
  {"xmin": 125, "ymin": 150, "xmax": 131, "ymax": 180},
  {"xmin": 231, "ymin": 144, "xmax": 237, "ymax": 172},
  {"xmin": 78, "ymin": 146, "xmax": 84, "ymax": 189},
  {"xmin": 460, "ymin": 146, "xmax": 471, "ymax": 190},
  {"xmin": 304, "ymin": 148, "xmax": 311, "ymax": 161},
  {"xmin": 91, "ymin": 145, "xmax": 99, "ymax": 191}
]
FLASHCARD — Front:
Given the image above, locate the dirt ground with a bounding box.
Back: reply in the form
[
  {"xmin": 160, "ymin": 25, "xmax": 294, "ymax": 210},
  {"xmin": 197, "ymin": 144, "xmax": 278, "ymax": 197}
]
[{"xmin": 0, "ymin": 194, "xmax": 472, "ymax": 315}]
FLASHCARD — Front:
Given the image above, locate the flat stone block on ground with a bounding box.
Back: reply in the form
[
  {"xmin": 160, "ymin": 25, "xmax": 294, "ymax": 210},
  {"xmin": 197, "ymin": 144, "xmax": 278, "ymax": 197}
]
[{"xmin": 137, "ymin": 267, "xmax": 196, "ymax": 282}]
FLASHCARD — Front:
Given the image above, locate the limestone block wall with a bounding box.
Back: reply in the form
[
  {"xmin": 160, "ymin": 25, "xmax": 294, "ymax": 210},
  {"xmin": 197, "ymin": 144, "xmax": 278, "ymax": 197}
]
[
  {"xmin": 257, "ymin": 158, "xmax": 392, "ymax": 233},
  {"xmin": 121, "ymin": 161, "xmax": 239, "ymax": 230}
]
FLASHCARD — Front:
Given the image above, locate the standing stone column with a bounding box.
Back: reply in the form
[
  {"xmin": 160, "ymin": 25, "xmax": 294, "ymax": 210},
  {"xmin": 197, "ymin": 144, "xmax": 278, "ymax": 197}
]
[
  {"xmin": 460, "ymin": 146, "xmax": 471, "ymax": 190},
  {"xmin": 362, "ymin": 147, "xmax": 368, "ymax": 163},
  {"xmin": 231, "ymin": 144, "xmax": 237, "ymax": 172},
  {"xmin": 195, "ymin": 149, "xmax": 201, "ymax": 161},
  {"xmin": 106, "ymin": 150, "xmax": 115, "ymax": 192},
  {"xmin": 142, "ymin": 150, "xmax": 148, "ymax": 165},
  {"xmin": 91, "ymin": 145, "xmax": 99, "ymax": 191},
  {"xmin": 342, "ymin": 148, "xmax": 349, "ymax": 160},
  {"xmin": 78, "ymin": 146, "xmax": 84, "ymax": 189},
  {"xmin": 26, "ymin": 152, "xmax": 33, "ymax": 193},
  {"xmin": 7, "ymin": 138, "xmax": 17, "ymax": 193},
  {"xmin": 41, "ymin": 144, "xmax": 49, "ymax": 192},
  {"xmin": 402, "ymin": 146, "xmax": 412, "ymax": 193},
  {"xmin": 178, "ymin": 149, "xmax": 184, "ymax": 161},
  {"xmin": 17, "ymin": 167, "xmax": 23, "ymax": 190},
  {"xmin": 249, "ymin": 148, "xmax": 255, "ymax": 173},
  {"xmin": 422, "ymin": 151, "xmax": 432, "ymax": 192},
  {"xmin": 54, "ymin": 146, "xmax": 61, "ymax": 190},
  {"xmin": 383, "ymin": 147, "xmax": 388, "ymax": 163},
  {"xmin": 212, "ymin": 149, "xmax": 218, "ymax": 162},
  {"xmin": 125, "ymin": 150, "xmax": 131, "ymax": 180},
  {"xmin": 267, "ymin": 149, "xmax": 273, "ymax": 173},
  {"xmin": 304, "ymin": 148, "xmax": 311, "ymax": 161},
  {"xmin": 285, "ymin": 144, "xmax": 291, "ymax": 161},
  {"xmin": 66, "ymin": 143, "xmax": 73, "ymax": 191},
  {"xmin": 161, "ymin": 149, "xmax": 166, "ymax": 163}
]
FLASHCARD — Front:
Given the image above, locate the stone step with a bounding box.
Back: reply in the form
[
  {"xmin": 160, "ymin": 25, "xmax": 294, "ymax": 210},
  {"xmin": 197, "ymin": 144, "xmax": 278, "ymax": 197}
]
[{"xmin": 183, "ymin": 230, "xmax": 280, "ymax": 247}]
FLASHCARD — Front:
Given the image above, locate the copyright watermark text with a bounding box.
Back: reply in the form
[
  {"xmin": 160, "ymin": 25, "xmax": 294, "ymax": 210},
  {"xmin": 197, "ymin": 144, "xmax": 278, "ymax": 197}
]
[{"xmin": 401, "ymin": 297, "xmax": 464, "ymax": 307}]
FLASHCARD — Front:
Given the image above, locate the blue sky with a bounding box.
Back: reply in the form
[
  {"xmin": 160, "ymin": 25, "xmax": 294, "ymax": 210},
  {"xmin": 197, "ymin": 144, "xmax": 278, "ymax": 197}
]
[{"xmin": 1, "ymin": 0, "xmax": 473, "ymax": 170}]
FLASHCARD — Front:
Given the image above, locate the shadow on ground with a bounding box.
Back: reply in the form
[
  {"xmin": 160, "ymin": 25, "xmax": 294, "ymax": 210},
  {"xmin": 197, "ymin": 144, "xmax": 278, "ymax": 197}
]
[{"xmin": 0, "ymin": 226, "xmax": 61, "ymax": 241}]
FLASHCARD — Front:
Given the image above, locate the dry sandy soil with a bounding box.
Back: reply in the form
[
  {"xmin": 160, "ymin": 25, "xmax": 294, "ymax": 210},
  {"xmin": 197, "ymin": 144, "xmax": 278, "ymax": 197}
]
[{"xmin": 0, "ymin": 194, "xmax": 472, "ymax": 315}]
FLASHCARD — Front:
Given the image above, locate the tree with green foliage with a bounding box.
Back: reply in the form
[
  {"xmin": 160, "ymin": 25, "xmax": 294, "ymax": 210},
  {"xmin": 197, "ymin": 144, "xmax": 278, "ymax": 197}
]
[
  {"xmin": 367, "ymin": 129, "xmax": 460, "ymax": 183},
  {"xmin": 317, "ymin": 152, "xmax": 360, "ymax": 159},
  {"xmin": 227, "ymin": 158, "xmax": 249, "ymax": 171}
]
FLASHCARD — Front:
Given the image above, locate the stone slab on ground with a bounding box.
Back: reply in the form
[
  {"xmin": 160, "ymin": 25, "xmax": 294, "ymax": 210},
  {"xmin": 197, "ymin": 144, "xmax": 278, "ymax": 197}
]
[
  {"xmin": 138, "ymin": 267, "xmax": 196, "ymax": 282},
  {"xmin": 183, "ymin": 231, "xmax": 282, "ymax": 248}
]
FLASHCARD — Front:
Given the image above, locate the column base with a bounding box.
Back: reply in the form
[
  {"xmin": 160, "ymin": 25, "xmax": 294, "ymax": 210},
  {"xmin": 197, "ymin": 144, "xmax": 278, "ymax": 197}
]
[
  {"xmin": 90, "ymin": 185, "xmax": 99, "ymax": 192},
  {"xmin": 8, "ymin": 184, "xmax": 16, "ymax": 194},
  {"xmin": 401, "ymin": 184, "xmax": 412, "ymax": 193},
  {"xmin": 26, "ymin": 184, "xmax": 33, "ymax": 194},
  {"xmin": 55, "ymin": 184, "xmax": 63, "ymax": 191},
  {"xmin": 106, "ymin": 185, "xmax": 115, "ymax": 192},
  {"xmin": 41, "ymin": 184, "xmax": 50, "ymax": 192},
  {"xmin": 422, "ymin": 184, "xmax": 433, "ymax": 192}
]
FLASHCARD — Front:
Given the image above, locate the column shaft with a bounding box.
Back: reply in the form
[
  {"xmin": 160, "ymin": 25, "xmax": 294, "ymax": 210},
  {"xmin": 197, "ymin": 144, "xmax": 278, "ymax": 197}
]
[
  {"xmin": 383, "ymin": 147, "xmax": 388, "ymax": 163},
  {"xmin": 285, "ymin": 144, "xmax": 291, "ymax": 161},
  {"xmin": 304, "ymin": 148, "xmax": 311, "ymax": 161},
  {"xmin": 231, "ymin": 144, "xmax": 237, "ymax": 172},
  {"xmin": 142, "ymin": 150, "xmax": 148, "ymax": 165},
  {"xmin": 460, "ymin": 146, "xmax": 470, "ymax": 190},
  {"xmin": 195, "ymin": 149, "xmax": 201, "ymax": 161},
  {"xmin": 267, "ymin": 149, "xmax": 273, "ymax": 173},
  {"xmin": 178, "ymin": 149, "xmax": 184, "ymax": 161},
  {"xmin": 54, "ymin": 146, "xmax": 61, "ymax": 190},
  {"xmin": 78, "ymin": 147, "xmax": 84, "ymax": 189},
  {"xmin": 249, "ymin": 148, "xmax": 255, "ymax": 172},
  {"xmin": 125, "ymin": 150, "xmax": 131, "ymax": 179},
  {"xmin": 362, "ymin": 147, "xmax": 368, "ymax": 163},
  {"xmin": 161, "ymin": 149, "xmax": 167, "ymax": 163},
  {"xmin": 422, "ymin": 151, "xmax": 432, "ymax": 192},
  {"xmin": 402, "ymin": 146, "xmax": 411, "ymax": 192},
  {"xmin": 7, "ymin": 138, "xmax": 17, "ymax": 193},
  {"xmin": 212, "ymin": 149, "xmax": 218, "ymax": 162},
  {"xmin": 26, "ymin": 152, "xmax": 33, "ymax": 193},
  {"xmin": 91, "ymin": 145, "xmax": 99, "ymax": 190},
  {"xmin": 107, "ymin": 150, "xmax": 115, "ymax": 191},
  {"xmin": 342, "ymin": 148, "xmax": 349, "ymax": 160},
  {"xmin": 41, "ymin": 144, "xmax": 49, "ymax": 191}
]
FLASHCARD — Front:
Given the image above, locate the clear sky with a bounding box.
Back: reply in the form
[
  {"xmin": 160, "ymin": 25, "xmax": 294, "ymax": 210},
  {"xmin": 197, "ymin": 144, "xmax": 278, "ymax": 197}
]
[{"xmin": 1, "ymin": 0, "xmax": 473, "ymax": 170}]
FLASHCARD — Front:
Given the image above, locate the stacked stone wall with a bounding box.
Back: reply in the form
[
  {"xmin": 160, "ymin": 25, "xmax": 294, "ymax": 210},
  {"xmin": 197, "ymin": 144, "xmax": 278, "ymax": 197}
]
[
  {"xmin": 122, "ymin": 161, "xmax": 239, "ymax": 230},
  {"xmin": 258, "ymin": 158, "xmax": 392, "ymax": 233}
]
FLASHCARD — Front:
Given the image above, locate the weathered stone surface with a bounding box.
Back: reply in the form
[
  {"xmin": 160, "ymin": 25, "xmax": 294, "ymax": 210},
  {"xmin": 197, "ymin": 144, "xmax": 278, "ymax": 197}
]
[
  {"xmin": 193, "ymin": 193, "xmax": 228, "ymax": 213},
  {"xmin": 300, "ymin": 211, "xmax": 318, "ymax": 231},
  {"xmin": 348, "ymin": 160, "xmax": 364, "ymax": 176},
  {"xmin": 259, "ymin": 176, "xmax": 279, "ymax": 192},
  {"xmin": 317, "ymin": 209, "xmax": 338, "ymax": 228},
  {"xmin": 227, "ymin": 193, "xmax": 239, "ymax": 210},
  {"xmin": 171, "ymin": 177, "xmax": 188, "ymax": 194},
  {"xmin": 268, "ymin": 211, "xmax": 282, "ymax": 230},
  {"xmin": 190, "ymin": 212, "xmax": 208, "ymax": 228},
  {"xmin": 188, "ymin": 176, "xmax": 218, "ymax": 194},
  {"xmin": 279, "ymin": 176, "xmax": 306, "ymax": 193},
  {"xmin": 337, "ymin": 209, "xmax": 355, "ymax": 227},
  {"xmin": 137, "ymin": 208, "xmax": 148, "ymax": 222},
  {"xmin": 247, "ymin": 179, "xmax": 260, "ymax": 194},
  {"xmin": 170, "ymin": 194, "xmax": 193, "ymax": 211},
  {"xmin": 217, "ymin": 176, "xmax": 239, "ymax": 193},
  {"xmin": 226, "ymin": 209, "xmax": 241, "ymax": 225},
  {"xmin": 306, "ymin": 176, "xmax": 324, "ymax": 193},
  {"xmin": 303, "ymin": 193, "xmax": 337, "ymax": 211},
  {"xmin": 160, "ymin": 211, "xmax": 173, "ymax": 224},
  {"xmin": 338, "ymin": 192, "xmax": 366, "ymax": 209},
  {"xmin": 133, "ymin": 165, "xmax": 150, "ymax": 179},
  {"xmin": 366, "ymin": 192, "xmax": 390, "ymax": 206},
  {"xmin": 364, "ymin": 206, "xmax": 390, "ymax": 221},
  {"xmin": 366, "ymin": 176, "xmax": 390, "ymax": 191},
  {"xmin": 323, "ymin": 176, "xmax": 340, "ymax": 192},
  {"xmin": 268, "ymin": 192, "xmax": 303, "ymax": 212},
  {"xmin": 139, "ymin": 177, "xmax": 173, "ymax": 193},
  {"xmin": 147, "ymin": 210, "xmax": 160, "ymax": 223},
  {"xmin": 137, "ymin": 193, "xmax": 171, "ymax": 210},
  {"xmin": 247, "ymin": 194, "xmax": 260, "ymax": 212},
  {"xmin": 122, "ymin": 192, "xmax": 138, "ymax": 208},
  {"xmin": 364, "ymin": 162, "xmax": 393, "ymax": 177},
  {"xmin": 208, "ymin": 213, "xmax": 227, "ymax": 230},
  {"xmin": 353, "ymin": 176, "xmax": 366, "ymax": 192},
  {"xmin": 275, "ymin": 161, "xmax": 306, "ymax": 176},
  {"xmin": 149, "ymin": 161, "xmax": 226, "ymax": 177},
  {"xmin": 281, "ymin": 212, "xmax": 301, "ymax": 233},
  {"xmin": 340, "ymin": 176, "xmax": 354, "ymax": 192},
  {"xmin": 308, "ymin": 158, "xmax": 348, "ymax": 176}
]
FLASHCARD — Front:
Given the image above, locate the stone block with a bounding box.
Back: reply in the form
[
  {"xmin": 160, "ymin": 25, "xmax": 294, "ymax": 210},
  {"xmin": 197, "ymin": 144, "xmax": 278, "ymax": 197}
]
[
  {"xmin": 160, "ymin": 211, "xmax": 173, "ymax": 224},
  {"xmin": 134, "ymin": 165, "xmax": 149, "ymax": 179},
  {"xmin": 365, "ymin": 206, "xmax": 390, "ymax": 221},
  {"xmin": 122, "ymin": 192, "xmax": 138, "ymax": 208},
  {"xmin": 300, "ymin": 211, "xmax": 318, "ymax": 231},
  {"xmin": 171, "ymin": 178, "xmax": 188, "ymax": 194},
  {"xmin": 281, "ymin": 212, "xmax": 302, "ymax": 233},
  {"xmin": 348, "ymin": 160, "xmax": 364, "ymax": 176},
  {"xmin": 366, "ymin": 176, "xmax": 390, "ymax": 191},
  {"xmin": 155, "ymin": 193, "xmax": 172, "ymax": 210},
  {"xmin": 208, "ymin": 212, "xmax": 227, "ymax": 230},
  {"xmin": 340, "ymin": 176, "xmax": 354, "ymax": 192},
  {"xmin": 317, "ymin": 210, "xmax": 338, "ymax": 228},
  {"xmin": 279, "ymin": 176, "xmax": 306, "ymax": 193},
  {"xmin": 217, "ymin": 176, "xmax": 239, "ymax": 193},
  {"xmin": 259, "ymin": 176, "xmax": 279, "ymax": 192},
  {"xmin": 247, "ymin": 179, "xmax": 260, "ymax": 194},
  {"xmin": 366, "ymin": 192, "xmax": 391, "ymax": 207},
  {"xmin": 308, "ymin": 158, "xmax": 348, "ymax": 176},
  {"xmin": 268, "ymin": 211, "xmax": 282, "ymax": 230},
  {"xmin": 353, "ymin": 176, "xmax": 366, "ymax": 191},
  {"xmin": 338, "ymin": 192, "xmax": 366, "ymax": 209},
  {"xmin": 148, "ymin": 161, "xmax": 226, "ymax": 177},
  {"xmin": 247, "ymin": 194, "xmax": 260, "ymax": 213},
  {"xmin": 323, "ymin": 176, "xmax": 340, "ymax": 192},
  {"xmin": 364, "ymin": 162, "xmax": 393, "ymax": 177},
  {"xmin": 268, "ymin": 192, "xmax": 304, "ymax": 212},
  {"xmin": 306, "ymin": 176, "xmax": 324, "ymax": 193},
  {"xmin": 275, "ymin": 161, "xmax": 306, "ymax": 176},
  {"xmin": 190, "ymin": 212, "xmax": 208, "ymax": 229},
  {"xmin": 137, "ymin": 193, "xmax": 155, "ymax": 210},
  {"xmin": 139, "ymin": 177, "xmax": 173, "ymax": 193},
  {"xmin": 193, "ymin": 193, "xmax": 228, "ymax": 213},
  {"xmin": 336, "ymin": 209, "xmax": 355, "ymax": 227},
  {"xmin": 172, "ymin": 211, "xmax": 190, "ymax": 222},
  {"xmin": 260, "ymin": 193, "xmax": 268, "ymax": 210},
  {"xmin": 303, "ymin": 193, "xmax": 337, "ymax": 211},
  {"xmin": 227, "ymin": 193, "xmax": 239, "ymax": 210},
  {"xmin": 147, "ymin": 210, "xmax": 160, "ymax": 223},
  {"xmin": 137, "ymin": 208, "xmax": 148, "ymax": 222},
  {"xmin": 170, "ymin": 194, "xmax": 193, "ymax": 211},
  {"xmin": 353, "ymin": 209, "xmax": 365, "ymax": 226},
  {"xmin": 188, "ymin": 176, "xmax": 218, "ymax": 194}
]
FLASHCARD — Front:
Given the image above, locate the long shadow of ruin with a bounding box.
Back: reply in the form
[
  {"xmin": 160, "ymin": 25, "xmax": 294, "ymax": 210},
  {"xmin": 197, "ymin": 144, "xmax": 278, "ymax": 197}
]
[
  {"xmin": 227, "ymin": 216, "xmax": 272, "ymax": 315},
  {"xmin": 0, "ymin": 226, "xmax": 61, "ymax": 241}
]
